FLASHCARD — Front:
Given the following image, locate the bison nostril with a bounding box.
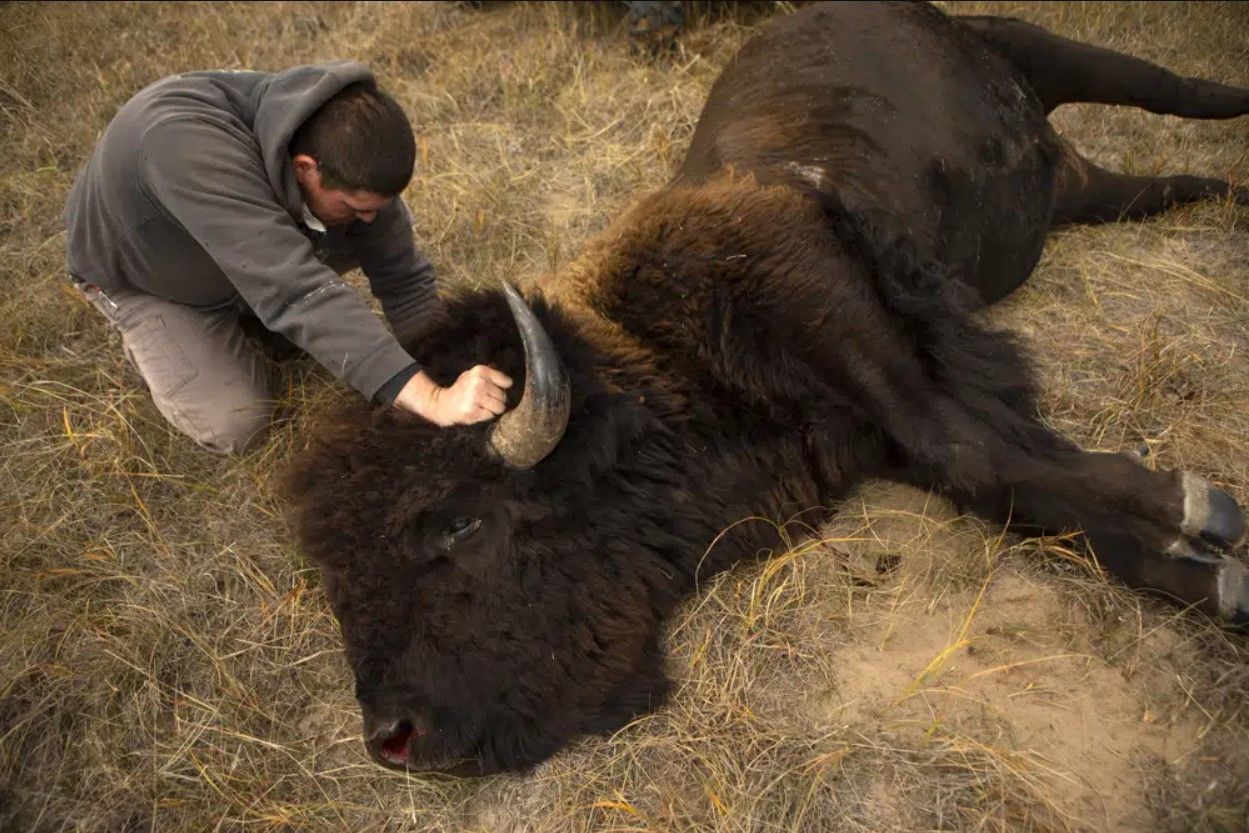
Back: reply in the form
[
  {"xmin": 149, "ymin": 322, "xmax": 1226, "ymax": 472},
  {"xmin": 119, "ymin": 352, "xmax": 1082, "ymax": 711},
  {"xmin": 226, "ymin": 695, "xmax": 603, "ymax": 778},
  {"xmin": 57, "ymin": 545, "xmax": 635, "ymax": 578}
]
[{"xmin": 370, "ymin": 719, "xmax": 417, "ymax": 766}]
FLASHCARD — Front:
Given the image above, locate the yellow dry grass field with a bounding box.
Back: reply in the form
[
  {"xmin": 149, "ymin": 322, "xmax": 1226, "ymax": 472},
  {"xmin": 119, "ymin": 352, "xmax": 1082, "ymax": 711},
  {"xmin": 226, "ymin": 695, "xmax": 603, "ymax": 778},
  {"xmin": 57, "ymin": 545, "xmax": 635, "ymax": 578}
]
[{"xmin": 3, "ymin": 1, "xmax": 1249, "ymax": 831}]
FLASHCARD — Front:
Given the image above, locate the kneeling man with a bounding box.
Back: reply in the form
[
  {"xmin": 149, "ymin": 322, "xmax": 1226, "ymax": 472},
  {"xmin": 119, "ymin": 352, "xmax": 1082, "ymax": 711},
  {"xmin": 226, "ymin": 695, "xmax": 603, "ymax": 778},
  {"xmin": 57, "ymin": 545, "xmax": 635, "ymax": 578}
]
[{"xmin": 64, "ymin": 61, "xmax": 510, "ymax": 453}]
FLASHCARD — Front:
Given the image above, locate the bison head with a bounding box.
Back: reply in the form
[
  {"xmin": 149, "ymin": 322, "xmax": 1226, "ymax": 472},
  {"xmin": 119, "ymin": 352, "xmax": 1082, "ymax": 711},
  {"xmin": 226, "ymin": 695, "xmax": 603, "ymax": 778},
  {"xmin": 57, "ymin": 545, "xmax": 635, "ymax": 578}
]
[{"xmin": 284, "ymin": 284, "xmax": 685, "ymax": 776}]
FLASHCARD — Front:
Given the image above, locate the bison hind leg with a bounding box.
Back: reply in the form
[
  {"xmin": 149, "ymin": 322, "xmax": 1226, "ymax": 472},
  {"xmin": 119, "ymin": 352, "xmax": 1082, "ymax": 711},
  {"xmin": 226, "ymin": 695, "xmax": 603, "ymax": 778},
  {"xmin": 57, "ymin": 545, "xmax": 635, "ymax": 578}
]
[
  {"xmin": 1050, "ymin": 142, "xmax": 1246, "ymax": 227},
  {"xmin": 958, "ymin": 15, "xmax": 1249, "ymax": 224},
  {"xmin": 960, "ymin": 14, "xmax": 1249, "ymax": 119}
]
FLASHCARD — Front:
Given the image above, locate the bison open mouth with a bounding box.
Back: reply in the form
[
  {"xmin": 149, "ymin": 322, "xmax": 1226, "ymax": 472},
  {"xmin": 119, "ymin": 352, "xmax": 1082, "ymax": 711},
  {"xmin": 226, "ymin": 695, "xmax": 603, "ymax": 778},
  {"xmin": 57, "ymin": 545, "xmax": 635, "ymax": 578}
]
[
  {"xmin": 370, "ymin": 720, "xmax": 417, "ymax": 767},
  {"xmin": 365, "ymin": 721, "xmax": 486, "ymax": 777}
]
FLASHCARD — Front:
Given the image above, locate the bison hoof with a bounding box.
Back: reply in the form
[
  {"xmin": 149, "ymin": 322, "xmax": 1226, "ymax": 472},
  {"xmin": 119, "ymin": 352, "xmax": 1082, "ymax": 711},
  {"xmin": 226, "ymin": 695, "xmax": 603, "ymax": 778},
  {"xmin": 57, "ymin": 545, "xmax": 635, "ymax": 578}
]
[
  {"xmin": 1181, "ymin": 472, "xmax": 1247, "ymax": 550},
  {"xmin": 1219, "ymin": 559, "xmax": 1249, "ymax": 627},
  {"xmin": 1202, "ymin": 485, "xmax": 1247, "ymax": 549},
  {"xmin": 1164, "ymin": 538, "xmax": 1249, "ymax": 626}
]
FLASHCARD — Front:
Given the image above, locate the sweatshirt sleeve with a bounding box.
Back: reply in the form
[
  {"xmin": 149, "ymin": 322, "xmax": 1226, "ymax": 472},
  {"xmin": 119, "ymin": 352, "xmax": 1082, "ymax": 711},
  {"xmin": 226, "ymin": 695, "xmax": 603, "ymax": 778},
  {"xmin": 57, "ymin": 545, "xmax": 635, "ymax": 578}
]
[
  {"xmin": 137, "ymin": 117, "xmax": 418, "ymax": 401},
  {"xmin": 347, "ymin": 197, "xmax": 448, "ymax": 346}
]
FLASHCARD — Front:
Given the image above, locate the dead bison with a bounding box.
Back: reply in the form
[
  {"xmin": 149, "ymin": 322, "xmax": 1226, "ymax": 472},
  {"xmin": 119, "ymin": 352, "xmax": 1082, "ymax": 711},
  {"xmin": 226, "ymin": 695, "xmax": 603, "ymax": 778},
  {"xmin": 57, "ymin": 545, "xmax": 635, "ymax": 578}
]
[{"xmin": 285, "ymin": 2, "xmax": 1249, "ymax": 776}]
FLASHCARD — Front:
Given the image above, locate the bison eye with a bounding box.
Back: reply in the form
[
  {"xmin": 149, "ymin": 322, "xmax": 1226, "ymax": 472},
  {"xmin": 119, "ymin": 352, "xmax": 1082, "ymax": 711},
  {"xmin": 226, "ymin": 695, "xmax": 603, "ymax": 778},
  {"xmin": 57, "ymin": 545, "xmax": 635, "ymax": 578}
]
[{"xmin": 440, "ymin": 517, "xmax": 482, "ymax": 549}]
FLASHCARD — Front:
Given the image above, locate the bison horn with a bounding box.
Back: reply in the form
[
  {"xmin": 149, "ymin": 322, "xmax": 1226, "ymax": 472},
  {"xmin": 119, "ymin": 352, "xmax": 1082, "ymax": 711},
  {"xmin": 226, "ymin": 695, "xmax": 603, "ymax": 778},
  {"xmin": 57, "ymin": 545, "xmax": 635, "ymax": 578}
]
[{"xmin": 487, "ymin": 282, "xmax": 571, "ymax": 469}]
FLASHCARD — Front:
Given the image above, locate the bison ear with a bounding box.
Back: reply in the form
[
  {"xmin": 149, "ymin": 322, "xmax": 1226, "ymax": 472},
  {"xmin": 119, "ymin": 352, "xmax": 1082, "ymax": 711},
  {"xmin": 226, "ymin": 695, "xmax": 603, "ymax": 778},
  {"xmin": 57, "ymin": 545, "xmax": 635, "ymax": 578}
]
[{"xmin": 543, "ymin": 384, "xmax": 665, "ymax": 478}]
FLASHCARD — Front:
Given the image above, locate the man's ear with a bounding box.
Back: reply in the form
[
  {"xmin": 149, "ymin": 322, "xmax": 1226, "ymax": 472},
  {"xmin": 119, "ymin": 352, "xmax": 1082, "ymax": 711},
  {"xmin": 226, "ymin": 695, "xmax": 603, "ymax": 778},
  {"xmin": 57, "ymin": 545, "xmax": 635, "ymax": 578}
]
[{"xmin": 292, "ymin": 154, "xmax": 319, "ymax": 185}]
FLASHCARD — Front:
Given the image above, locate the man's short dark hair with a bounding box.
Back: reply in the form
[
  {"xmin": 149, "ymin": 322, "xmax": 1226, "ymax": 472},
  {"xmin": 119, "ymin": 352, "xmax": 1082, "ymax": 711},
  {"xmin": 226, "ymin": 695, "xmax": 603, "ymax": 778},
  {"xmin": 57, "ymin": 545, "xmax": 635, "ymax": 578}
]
[{"xmin": 290, "ymin": 80, "xmax": 415, "ymax": 196}]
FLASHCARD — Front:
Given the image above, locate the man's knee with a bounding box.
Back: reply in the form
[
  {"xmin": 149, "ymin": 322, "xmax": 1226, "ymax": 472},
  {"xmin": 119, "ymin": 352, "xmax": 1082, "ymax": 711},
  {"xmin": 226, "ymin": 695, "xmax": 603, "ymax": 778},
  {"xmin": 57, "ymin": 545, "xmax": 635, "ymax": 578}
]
[
  {"xmin": 150, "ymin": 377, "xmax": 274, "ymax": 455},
  {"xmin": 188, "ymin": 397, "xmax": 275, "ymax": 455}
]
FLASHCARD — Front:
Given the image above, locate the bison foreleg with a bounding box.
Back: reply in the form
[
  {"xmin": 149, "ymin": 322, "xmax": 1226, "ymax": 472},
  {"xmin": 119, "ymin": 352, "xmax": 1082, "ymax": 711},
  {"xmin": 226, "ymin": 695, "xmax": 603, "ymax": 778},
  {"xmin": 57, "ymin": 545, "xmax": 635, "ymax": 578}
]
[
  {"xmin": 837, "ymin": 287, "xmax": 1249, "ymax": 623},
  {"xmin": 894, "ymin": 427, "xmax": 1249, "ymax": 625}
]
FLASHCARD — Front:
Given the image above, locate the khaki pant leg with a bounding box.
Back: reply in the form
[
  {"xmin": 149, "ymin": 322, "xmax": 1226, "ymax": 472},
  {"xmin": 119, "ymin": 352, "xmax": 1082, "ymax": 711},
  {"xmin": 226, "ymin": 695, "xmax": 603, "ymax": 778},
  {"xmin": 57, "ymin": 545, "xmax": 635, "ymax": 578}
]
[{"xmin": 75, "ymin": 281, "xmax": 274, "ymax": 455}]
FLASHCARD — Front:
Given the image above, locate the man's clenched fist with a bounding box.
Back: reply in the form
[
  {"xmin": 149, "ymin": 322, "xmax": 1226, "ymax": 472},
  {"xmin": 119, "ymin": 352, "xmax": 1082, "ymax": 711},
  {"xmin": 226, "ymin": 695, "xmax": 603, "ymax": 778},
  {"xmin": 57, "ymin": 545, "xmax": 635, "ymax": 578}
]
[{"xmin": 394, "ymin": 366, "xmax": 514, "ymax": 427}]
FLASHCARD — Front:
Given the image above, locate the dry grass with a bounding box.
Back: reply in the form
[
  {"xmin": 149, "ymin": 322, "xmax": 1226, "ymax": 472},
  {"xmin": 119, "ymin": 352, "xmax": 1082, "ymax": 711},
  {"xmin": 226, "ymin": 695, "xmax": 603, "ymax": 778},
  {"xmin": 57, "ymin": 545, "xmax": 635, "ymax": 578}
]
[{"xmin": 3, "ymin": 2, "xmax": 1249, "ymax": 831}]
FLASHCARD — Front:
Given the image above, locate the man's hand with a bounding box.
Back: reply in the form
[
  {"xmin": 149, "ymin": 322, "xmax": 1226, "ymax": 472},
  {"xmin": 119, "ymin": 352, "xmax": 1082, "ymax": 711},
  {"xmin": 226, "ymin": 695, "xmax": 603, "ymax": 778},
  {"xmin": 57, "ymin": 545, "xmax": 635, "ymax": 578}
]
[{"xmin": 393, "ymin": 367, "xmax": 514, "ymax": 427}]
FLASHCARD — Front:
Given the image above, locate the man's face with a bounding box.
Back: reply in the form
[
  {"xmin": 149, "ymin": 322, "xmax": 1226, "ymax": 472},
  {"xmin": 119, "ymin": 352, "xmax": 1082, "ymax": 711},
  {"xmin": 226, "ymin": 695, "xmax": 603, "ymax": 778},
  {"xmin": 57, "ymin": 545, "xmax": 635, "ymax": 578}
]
[{"xmin": 292, "ymin": 154, "xmax": 393, "ymax": 226}]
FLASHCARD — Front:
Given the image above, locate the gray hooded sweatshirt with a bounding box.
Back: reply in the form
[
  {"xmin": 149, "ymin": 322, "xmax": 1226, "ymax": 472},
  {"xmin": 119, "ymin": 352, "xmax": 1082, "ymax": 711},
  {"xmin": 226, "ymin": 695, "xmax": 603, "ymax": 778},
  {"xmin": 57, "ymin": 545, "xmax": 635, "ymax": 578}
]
[{"xmin": 63, "ymin": 61, "xmax": 439, "ymax": 401}]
